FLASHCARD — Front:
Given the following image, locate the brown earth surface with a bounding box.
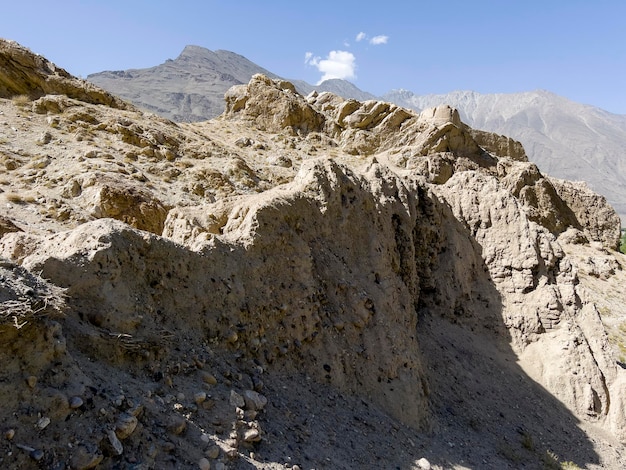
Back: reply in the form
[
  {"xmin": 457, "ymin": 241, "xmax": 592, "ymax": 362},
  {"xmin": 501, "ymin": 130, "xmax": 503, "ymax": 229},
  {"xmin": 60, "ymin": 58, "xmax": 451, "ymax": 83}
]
[{"xmin": 2, "ymin": 39, "xmax": 626, "ymax": 469}]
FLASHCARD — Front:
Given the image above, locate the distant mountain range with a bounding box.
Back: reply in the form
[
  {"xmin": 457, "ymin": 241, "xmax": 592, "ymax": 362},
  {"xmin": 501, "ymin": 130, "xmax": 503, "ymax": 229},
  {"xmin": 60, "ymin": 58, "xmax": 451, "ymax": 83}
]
[
  {"xmin": 88, "ymin": 45, "xmax": 375, "ymax": 122},
  {"xmin": 385, "ymin": 89, "xmax": 626, "ymax": 221},
  {"xmin": 88, "ymin": 45, "xmax": 626, "ymax": 222}
]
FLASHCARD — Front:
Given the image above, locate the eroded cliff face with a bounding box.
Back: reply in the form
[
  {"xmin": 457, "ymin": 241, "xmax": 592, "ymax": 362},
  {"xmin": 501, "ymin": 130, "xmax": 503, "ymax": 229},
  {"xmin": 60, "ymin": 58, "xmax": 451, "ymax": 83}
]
[{"xmin": 1, "ymin": 42, "xmax": 626, "ymax": 469}]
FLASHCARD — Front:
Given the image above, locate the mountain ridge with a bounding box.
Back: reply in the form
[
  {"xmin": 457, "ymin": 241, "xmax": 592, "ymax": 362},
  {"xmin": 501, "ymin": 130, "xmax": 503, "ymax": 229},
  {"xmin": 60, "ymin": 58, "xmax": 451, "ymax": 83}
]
[
  {"xmin": 87, "ymin": 45, "xmax": 626, "ymax": 222},
  {"xmin": 385, "ymin": 88, "xmax": 626, "ymax": 221},
  {"xmin": 3, "ymin": 38, "xmax": 626, "ymax": 469}
]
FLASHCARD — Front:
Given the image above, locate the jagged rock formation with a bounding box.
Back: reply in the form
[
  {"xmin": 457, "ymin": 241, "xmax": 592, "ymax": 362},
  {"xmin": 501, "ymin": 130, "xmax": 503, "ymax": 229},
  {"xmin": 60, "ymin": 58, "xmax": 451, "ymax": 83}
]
[
  {"xmin": 86, "ymin": 46, "xmax": 626, "ymax": 225},
  {"xmin": 386, "ymin": 89, "xmax": 626, "ymax": 223},
  {"xmin": 2, "ymin": 39, "xmax": 626, "ymax": 469},
  {"xmin": 0, "ymin": 39, "xmax": 130, "ymax": 110}
]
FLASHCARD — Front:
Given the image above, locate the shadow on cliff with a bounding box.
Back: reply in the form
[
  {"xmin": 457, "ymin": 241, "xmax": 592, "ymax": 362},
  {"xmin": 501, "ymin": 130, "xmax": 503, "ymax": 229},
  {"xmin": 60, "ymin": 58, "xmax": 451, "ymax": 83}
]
[
  {"xmin": 17, "ymin": 161, "xmax": 606, "ymax": 469},
  {"xmin": 410, "ymin": 196, "xmax": 600, "ymax": 470}
]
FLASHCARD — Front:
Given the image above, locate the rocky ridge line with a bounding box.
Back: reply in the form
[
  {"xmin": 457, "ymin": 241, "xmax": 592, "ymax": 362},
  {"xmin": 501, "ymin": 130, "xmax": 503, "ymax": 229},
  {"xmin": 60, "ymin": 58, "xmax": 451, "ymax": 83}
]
[{"xmin": 1, "ymin": 41, "xmax": 626, "ymax": 469}]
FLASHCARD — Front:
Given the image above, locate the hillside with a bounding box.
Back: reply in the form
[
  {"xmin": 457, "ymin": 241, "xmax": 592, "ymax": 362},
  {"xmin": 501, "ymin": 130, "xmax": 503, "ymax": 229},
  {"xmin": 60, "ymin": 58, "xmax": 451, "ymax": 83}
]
[
  {"xmin": 88, "ymin": 45, "xmax": 375, "ymax": 123},
  {"xmin": 385, "ymin": 89, "xmax": 626, "ymax": 222},
  {"xmin": 2, "ymin": 39, "xmax": 626, "ymax": 469},
  {"xmin": 88, "ymin": 47, "xmax": 626, "ymax": 224},
  {"xmin": 86, "ymin": 45, "xmax": 279, "ymax": 122}
]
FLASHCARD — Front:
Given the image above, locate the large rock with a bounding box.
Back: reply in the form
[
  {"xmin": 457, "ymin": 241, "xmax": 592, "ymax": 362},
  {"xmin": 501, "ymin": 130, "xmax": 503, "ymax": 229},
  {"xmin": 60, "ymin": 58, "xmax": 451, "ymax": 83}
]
[
  {"xmin": 550, "ymin": 177, "xmax": 621, "ymax": 250},
  {"xmin": 223, "ymin": 74, "xmax": 325, "ymax": 135},
  {"xmin": 0, "ymin": 39, "xmax": 130, "ymax": 109}
]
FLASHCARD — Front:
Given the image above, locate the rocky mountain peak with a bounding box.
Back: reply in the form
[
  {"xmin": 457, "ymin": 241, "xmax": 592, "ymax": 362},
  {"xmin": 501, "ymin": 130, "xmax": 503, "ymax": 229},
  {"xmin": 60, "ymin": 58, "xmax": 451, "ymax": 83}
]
[{"xmin": 2, "ymin": 40, "xmax": 626, "ymax": 468}]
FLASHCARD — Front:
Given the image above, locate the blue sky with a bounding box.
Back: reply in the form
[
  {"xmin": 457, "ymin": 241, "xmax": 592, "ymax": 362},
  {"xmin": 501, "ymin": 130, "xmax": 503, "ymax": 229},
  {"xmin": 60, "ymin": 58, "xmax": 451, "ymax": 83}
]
[{"xmin": 2, "ymin": 0, "xmax": 625, "ymax": 114}]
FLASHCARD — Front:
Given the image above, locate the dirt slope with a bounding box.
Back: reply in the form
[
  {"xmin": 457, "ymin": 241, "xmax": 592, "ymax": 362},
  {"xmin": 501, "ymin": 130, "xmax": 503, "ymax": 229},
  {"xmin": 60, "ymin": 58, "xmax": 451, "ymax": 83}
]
[{"xmin": 2, "ymin": 39, "xmax": 626, "ymax": 470}]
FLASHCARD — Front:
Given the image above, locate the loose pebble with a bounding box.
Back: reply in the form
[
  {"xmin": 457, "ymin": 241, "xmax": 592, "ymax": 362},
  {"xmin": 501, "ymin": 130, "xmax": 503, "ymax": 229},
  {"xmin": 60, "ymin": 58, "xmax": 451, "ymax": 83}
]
[
  {"xmin": 29, "ymin": 448, "xmax": 44, "ymax": 461},
  {"xmin": 205, "ymin": 445, "xmax": 220, "ymax": 459},
  {"xmin": 114, "ymin": 395, "xmax": 125, "ymax": 407},
  {"xmin": 244, "ymin": 409, "xmax": 258, "ymax": 420},
  {"xmin": 202, "ymin": 373, "xmax": 218, "ymax": 385},
  {"xmin": 229, "ymin": 390, "xmax": 245, "ymax": 408},
  {"xmin": 163, "ymin": 441, "xmax": 176, "ymax": 453},
  {"xmin": 214, "ymin": 463, "xmax": 226, "ymax": 470},
  {"xmin": 167, "ymin": 415, "xmax": 187, "ymax": 435},
  {"xmin": 5, "ymin": 429, "xmax": 15, "ymax": 440},
  {"xmin": 69, "ymin": 396, "xmax": 84, "ymax": 409},
  {"xmin": 200, "ymin": 433, "xmax": 211, "ymax": 443},
  {"xmin": 194, "ymin": 391, "xmax": 207, "ymax": 404},
  {"xmin": 243, "ymin": 428, "xmax": 261, "ymax": 443},
  {"xmin": 70, "ymin": 445, "xmax": 103, "ymax": 470},
  {"xmin": 26, "ymin": 375, "xmax": 37, "ymax": 388},
  {"xmin": 198, "ymin": 457, "xmax": 211, "ymax": 470},
  {"xmin": 417, "ymin": 457, "xmax": 431, "ymax": 470},
  {"xmin": 115, "ymin": 413, "xmax": 138, "ymax": 440},
  {"xmin": 36, "ymin": 416, "xmax": 51, "ymax": 430},
  {"xmin": 107, "ymin": 429, "xmax": 123, "ymax": 455},
  {"xmin": 243, "ymin": 390, "xmax": 267, "ymax": 411},
  {"xmin": 128, "ymin": 403, "xmax": 144, "ymax": 417}
]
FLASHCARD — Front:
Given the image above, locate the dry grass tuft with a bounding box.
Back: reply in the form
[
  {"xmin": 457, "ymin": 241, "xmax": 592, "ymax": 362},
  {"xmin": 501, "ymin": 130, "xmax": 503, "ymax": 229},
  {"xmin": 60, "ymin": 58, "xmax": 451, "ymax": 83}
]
[
  {"xmin": 0, "ymin": 260, "xmax": 66, "ymax": 331},
  {"xmin": 11, "ymin": 94, "xmax": 32, "ymax": 108},
  {"xmin": 5, "ymin": 193, "xmax": 35, "ymax": 204}
]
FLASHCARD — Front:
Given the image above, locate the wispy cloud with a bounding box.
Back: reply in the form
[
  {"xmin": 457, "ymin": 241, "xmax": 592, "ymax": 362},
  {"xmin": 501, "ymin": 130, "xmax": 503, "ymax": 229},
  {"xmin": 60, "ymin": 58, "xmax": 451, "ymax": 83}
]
[
  {"xmin": 305, "ymin": 50, "xmax": 357, "ymax": 84},
  {"xmin": 354, "ymin": 32, "xmax": 389, "ymax": 46},
  {"xmin": 369, "ymin": 35, "xmax": 389, "ymax": 45}
]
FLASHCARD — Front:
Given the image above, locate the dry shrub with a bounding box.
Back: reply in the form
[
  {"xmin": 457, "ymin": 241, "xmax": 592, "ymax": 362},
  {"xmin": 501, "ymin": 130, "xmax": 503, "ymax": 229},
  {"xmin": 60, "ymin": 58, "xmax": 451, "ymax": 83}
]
[
  {"xmin": 11, "ymin": 94, "xmax": 31, "ymax": 108},
  {"xmin": 0, "ymin": 260, "xmax": 65, "ymax": 332},
  {"xmin": 5, "ymin": 193, "xmax": 35, "ymax": 204}
]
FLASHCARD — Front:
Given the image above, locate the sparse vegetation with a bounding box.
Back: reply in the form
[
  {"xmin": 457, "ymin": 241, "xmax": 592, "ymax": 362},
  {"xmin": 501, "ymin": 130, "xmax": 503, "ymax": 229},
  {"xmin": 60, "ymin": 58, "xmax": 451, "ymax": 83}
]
[
  {"xmin": 0, "ymin": 262, "xmax": 65, "ymax": 332},
  {"xmin": 11, "ymin": 94, "xmax": 31, "ymax": 107},
  {"xmin": 5, "ymin": 192, "xmax": 35, "ymax": 204},
  {"xmin": 542, "ymin": 450, "xmax": 561, "ymax": 469},
  {"xmin": 541, "ymin": 450, "xmax": 583, "ymax": 470},
  {"xmin": 621, "ymin": 229, "xmax": 626, "ymax": 254},
  {"xmin": 521, "ymin": 430, "xmax": 535, "ymax": 450},
  {"xmin": 497, "ymin": 439, "xmax": 521, "ymax": 463},
  {"xmin": 560, "ymin": 461, "xmax": 583, "ymax": 470}
]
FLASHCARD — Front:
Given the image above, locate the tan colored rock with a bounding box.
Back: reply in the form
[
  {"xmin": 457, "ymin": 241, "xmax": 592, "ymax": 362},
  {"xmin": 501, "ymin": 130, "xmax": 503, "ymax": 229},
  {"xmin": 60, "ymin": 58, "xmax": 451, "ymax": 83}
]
[
  {"xmin": 469, "ymin": 128, "xmax": 527, "ymax": 161},
  {"xmin": 80, "ymin": 182, "xmax": 169, "ymax": 235},
  {"xmin": 1, "ymin": 45, "xmax": 626, "ymax": 469},
  {"xmin": 550, "ymin": 177, "xmax": 621, "ymax": 250},
  {"xmin": 497, "ymin": 159, "xmax": 579, "ymax": 235},
  {"xmin": 223, "ymin": 74, "xmax": 325, "ymax": 135},
  {"xmin": 0, "ymin": 39, "xmax": 130, "ymax": 109},
  {"xmin": 417, "ymin": 104, "xmax": 462, "ymax": 127}
]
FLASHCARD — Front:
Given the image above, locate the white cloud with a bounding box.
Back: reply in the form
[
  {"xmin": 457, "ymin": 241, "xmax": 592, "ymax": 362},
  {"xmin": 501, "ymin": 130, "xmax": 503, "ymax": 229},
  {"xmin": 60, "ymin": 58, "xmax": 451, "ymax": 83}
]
[
  {"xmin": 370, "ymin": 35, "xmax": 389, "ymax": 45},
  {"xmin": 356, "ymin": 32, "xmax": 366, "ymax": 42},
  {"xmin": 305, "ymin": 50, "xmax": 356, "ymax": 84}
]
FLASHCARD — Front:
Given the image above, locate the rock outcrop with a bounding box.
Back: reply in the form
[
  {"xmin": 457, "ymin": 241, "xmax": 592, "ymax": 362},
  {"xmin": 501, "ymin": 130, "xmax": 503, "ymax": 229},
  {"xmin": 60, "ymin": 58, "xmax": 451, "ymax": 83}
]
[
  {"xmin": 1, "ymin": 39, "xmax": 626, "ymax": 469},
  {"xmin": 0, "ymin": 40, "xmax": 131, "ymax": 110}
]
